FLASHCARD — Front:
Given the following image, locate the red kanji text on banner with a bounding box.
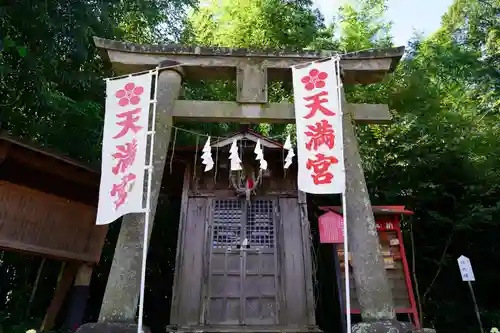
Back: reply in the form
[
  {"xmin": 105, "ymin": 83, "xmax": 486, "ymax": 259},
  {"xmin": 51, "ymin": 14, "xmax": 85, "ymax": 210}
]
[
  {"xmin": 96, "ymin": 73, "xmax": 152, "ymax": 225},
  {"xmin": 292, "ymin": 60, "xmax": 345, "ymax": 194}
]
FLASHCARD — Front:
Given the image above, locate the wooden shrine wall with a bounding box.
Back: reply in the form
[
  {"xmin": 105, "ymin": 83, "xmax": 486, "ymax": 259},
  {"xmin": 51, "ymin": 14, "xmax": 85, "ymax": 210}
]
[
  {"xmin": 170, "ymin": 162, "xmax": 317, "ymax": 329},
  {"xmin": 0, "ymin": 181, "xmax": 106, "ymax": 262}
]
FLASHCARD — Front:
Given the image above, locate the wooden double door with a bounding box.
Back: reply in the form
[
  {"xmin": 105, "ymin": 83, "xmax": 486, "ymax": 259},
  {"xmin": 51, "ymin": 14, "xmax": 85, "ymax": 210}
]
[{"xmin": 205, "ymin": 198, "xmax": 281, "ymax": 326}]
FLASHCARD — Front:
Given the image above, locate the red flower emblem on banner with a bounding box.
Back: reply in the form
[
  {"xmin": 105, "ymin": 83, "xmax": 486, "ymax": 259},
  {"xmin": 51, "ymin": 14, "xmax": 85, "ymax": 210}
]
[
  {"xmin": 301, "ymin": 69, "xmax": 328, "ymax": 91},
  {"xmin": 115, "ymin": 83, "xmax": 145, "ymax": 107}
]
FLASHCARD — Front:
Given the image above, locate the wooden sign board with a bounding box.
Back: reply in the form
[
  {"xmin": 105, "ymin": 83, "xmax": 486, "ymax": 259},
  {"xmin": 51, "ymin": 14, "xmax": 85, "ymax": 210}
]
[
  {"xmin": 458, "ymin": 255, "xmax": 475, "ymax": 282},
  {"xmin": 319, "ymin": 211, "xmax": 344, "ymax": 244}
]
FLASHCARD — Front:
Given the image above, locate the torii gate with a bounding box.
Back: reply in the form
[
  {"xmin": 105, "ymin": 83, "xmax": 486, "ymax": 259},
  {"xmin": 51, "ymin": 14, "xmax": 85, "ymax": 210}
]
[{"xmin": 86, "ymin": 38, "xmax": 406, "ymax": 332}]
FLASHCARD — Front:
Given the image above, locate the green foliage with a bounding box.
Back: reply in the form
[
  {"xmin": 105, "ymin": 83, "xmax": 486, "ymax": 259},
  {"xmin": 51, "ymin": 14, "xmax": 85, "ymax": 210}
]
[
  {"xmin": 0, "ymin": 0, "xmax": 195, "ymax": 164},
  {"xmin": 337, "ymin": 0, "xmax": 393, "ymax": 51},
  {"xmin": 186, "ymin": 0, "xmax": 324, "ymax": 49}
]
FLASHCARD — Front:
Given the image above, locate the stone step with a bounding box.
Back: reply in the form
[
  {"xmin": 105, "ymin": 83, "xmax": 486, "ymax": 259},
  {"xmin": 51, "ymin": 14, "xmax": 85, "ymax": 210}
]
[{"xmin": 166, "ymin": 324, "xmax": 322, "ymax": 333}]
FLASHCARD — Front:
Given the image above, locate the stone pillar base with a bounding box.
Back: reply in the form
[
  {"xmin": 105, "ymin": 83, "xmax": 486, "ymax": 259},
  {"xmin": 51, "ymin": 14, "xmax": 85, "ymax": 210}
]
[
  {"xmin": 76, "ymin": 322, "xmax": 151, "ymax": 333},
  {"xmin": 352, "ymin": 320, "xmax": 415, "ymax": 333}
]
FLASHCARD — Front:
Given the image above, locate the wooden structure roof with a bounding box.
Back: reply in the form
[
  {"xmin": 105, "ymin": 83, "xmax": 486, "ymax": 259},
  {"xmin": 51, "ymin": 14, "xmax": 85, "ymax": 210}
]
[
  {"xmin": 320, "ymin": 205, "xmax": 414, "ymax": 215},
  {"xmin": 0, "ymin": 133, "xmax": 99, "ymax": 204},
  {"xmin": 0, "ymin": 133, "xmax": 105, "ymax": 262}
]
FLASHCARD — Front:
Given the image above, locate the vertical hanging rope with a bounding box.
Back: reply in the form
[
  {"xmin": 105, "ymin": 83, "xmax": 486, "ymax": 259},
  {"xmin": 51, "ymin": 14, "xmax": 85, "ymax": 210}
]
[
  {"xmin": 214, "ymin": 137, "xmax": 220, "ymax": 184},
  {"xmin": 282, "ymin": 146, "xmax": 286, "ymax": 179},
  {"xmin": 193, "ymin": 135, "xmax": 199, "ymax": 182},
  {"xmin": 239, "ymin": 138, "xmax": 244, "ymax": 183},
  {"xmin": 170, "ymin": 128, "xmax": 178, "ymax": 174}
]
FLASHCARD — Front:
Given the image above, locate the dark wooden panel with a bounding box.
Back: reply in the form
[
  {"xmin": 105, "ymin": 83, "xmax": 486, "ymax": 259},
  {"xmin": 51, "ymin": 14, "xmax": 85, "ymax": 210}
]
[
  {"xmin": 1, "ymin": 161, "xmax": 97, "ymax": 206},
  {"xmin": 278, "ymin": 197, "xmax": 309, "ymax": 325},
  {"xmin": 0, "ymin": 181, "xmax": 106, "ymax": 262},
  {"xmin": 174, "ymin": 197, "xmax": 210, "ymax": 325},
  {"xmin": 204, "ymin": 199, "xmax": 280, "ymax": 326}
]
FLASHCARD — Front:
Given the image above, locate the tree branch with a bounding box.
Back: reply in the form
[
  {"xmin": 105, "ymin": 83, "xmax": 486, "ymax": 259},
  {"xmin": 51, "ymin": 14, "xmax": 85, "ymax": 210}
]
[{"xmin": 422, "ymin": 229, "xmax": 456, "ymax": 302}]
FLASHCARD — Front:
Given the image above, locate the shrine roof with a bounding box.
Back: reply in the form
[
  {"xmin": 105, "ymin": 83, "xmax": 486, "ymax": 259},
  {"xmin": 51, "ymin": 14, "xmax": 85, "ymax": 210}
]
[
  {"xmin": 0, "ymin": 133, "xmax": 99, "ymax": 189},
  {"xmin": 320, "ymin": 205, "xmax": 414, "ymax": 215},
  {"xmin": 168, "ymin": 128, "xmax": 284, "ymax": 153},
  {"xmin": 212, "ymin": 129, "xmax": 283, "ymax": 149},
  {"xmin": 0, "ymin": 134, "xmax": 97, "ymax": 173},
  {"xmin": 94, "ymin": 37, "xmax": 405, "ymax": 84}
]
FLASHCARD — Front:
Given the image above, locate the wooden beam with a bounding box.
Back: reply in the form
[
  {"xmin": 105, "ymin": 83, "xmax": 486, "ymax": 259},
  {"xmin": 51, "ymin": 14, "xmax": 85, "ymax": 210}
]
[
  {"xmin": 0, "ymin": 141, "xmax": 10, "ymax": 165},
  {"xmin": 41, "ymin": 262, "xmax": 78, "ymax": 332},
  {"xmin": 173, "ymin": 100, "xmax": 391, "ymax": 124},
  {"xmin": 64, "ymin": 264, "xmax": 94, "ymax": 330}
]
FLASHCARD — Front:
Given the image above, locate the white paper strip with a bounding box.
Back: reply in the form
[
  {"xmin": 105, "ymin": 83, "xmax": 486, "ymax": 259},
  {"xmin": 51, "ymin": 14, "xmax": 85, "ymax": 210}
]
[
  {"xmin": 96, "ymin": 72, "xmax": 152, "ymax": 225},
  {"xmin": 201, "ymin": 136, "xmax": 214, "ymax": 172},
  {"xmin": 284, "ymin": 149, "xmax": 295, "ymax": 169},
  {"xmin": 260, "ymin": 159, "xmax": 268, "ymax": 170},
  {"xmin": 283, "ymin": 134, "xmax": 295, "ymax": 169},
  {"xmin": 284, "ymin": 134, "xmax": 292, "ymax": 150},
  {"xmin": 254, "ymin": 139, "xmax": 262, "ymax": 158},
  {"xmin": 229, "ymin": 139, "xmax": 242, "ymax": 171},
  {"xmin": 292, "ymin": 59, "xmax": 345, "ymax": 194},
  {"xmin": 202, "ymin": 136, "xmax": 211, "ymax": 152},
  {"xmin": 253, "ymin": 139, "xmax": 268, "ymax": 170}
]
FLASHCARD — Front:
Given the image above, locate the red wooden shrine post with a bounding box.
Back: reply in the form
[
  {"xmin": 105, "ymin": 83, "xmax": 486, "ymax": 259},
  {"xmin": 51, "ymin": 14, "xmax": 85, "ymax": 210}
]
[{"xmin": 319, "ymin": 205, "xmax": 420, "ymax": 329}]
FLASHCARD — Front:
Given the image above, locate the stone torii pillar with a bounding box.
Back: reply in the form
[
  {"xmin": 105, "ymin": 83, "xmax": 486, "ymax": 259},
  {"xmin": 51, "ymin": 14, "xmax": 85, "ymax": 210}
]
[
  {"xmin": 78, "ymin": 64, "xmax": 183, "ymax": 333},
  {"xmin": 81, "ymin": 38, "xmax": 407, "ymax": 333},
  {"xmin": 97, "ymin": 63, "xmax": 183, "ymax": 325}
]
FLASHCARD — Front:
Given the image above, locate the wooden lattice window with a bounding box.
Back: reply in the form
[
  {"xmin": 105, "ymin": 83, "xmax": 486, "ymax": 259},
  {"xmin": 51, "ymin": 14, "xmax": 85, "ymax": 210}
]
[
  {"xmin": 212, "ymin": 199, "xmax": 275, "ymax": 249},
  {"xmin": 212, "ymin": 200, "xmax": 243, "ymax": 248},
  {"xmin": 246, "ymin": 200, "xmax": 275, "ymax": 249}
]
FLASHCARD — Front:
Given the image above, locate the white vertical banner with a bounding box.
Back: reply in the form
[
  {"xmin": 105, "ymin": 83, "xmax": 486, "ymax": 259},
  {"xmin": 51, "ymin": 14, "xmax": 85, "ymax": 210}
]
[
  {"xmin": 292, "ymin": 59, "xmax": 345, "ymax": 194},
  {"xmin": 96, "ymin": 72, "xmax": 152, "ymax": 225}
]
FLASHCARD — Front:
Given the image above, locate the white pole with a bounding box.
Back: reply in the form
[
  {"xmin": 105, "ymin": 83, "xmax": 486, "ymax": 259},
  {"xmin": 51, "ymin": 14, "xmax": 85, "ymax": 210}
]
[
  {"xmin": 137, "ymin": 68, "xmax": 160, "ymax": 333},
  {"xmin": 336, "ymin": 55, "xmax": 352, "ymax": 333}
]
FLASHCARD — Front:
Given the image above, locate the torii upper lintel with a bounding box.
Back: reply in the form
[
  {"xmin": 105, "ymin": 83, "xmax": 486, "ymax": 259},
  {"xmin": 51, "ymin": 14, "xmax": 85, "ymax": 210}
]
[{"xmin": 94, "ymin": 37, "xmax": 404, "ymax": 85}]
